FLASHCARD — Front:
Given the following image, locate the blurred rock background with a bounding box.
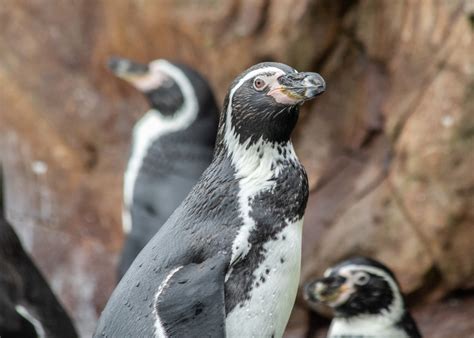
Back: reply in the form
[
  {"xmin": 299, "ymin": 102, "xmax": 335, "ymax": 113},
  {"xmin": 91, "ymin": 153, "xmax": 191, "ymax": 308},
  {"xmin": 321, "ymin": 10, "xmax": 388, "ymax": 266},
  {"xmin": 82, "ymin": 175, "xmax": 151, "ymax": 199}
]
[{"xmin": 0, "ymin": 0, "xmax": 473, "ymax": 337}]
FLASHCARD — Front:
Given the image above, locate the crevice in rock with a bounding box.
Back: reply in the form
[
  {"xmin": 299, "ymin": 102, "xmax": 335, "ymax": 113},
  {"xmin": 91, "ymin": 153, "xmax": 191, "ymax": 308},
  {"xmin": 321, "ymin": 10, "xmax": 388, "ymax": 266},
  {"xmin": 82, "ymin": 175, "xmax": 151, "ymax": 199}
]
[
  {"xmin": 387, "ymin": 178, "xmax": 443, "ymax": 280},
  {"xmin": 318, "ymin": 165, "xmax": 389, "ymax": 231},
  {"xmin": 253, "ymin": 0, "xmax": 271, "ymax": 35},
  {"xmin": 359, "ymin": 127, "xmax": 383, "ymax": 149},
  {"xmin": 406, "ymin": 265, "xmax": 444, "ymax": 307},
  {"xmin": 390, "ymin": 6, "xmax": 465, "ymax": 145},
  {"xmin": 83, "ymin": 142, "xmax": 98, "ymax": 171},
  {"xmin": 337, "ymin": 0, "xmax": 359, "ymax": 18},
  {"xmin": 311, "ymin": 0, "xmax": 360, "ymax": 71}
]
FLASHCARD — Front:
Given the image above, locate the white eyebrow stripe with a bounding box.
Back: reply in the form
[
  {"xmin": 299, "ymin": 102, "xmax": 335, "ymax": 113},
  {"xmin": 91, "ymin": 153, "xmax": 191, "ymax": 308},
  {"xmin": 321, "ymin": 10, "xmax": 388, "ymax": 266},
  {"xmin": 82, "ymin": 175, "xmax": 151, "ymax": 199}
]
[
  {"xmin": 338, "ymin": 265, "xmax": 394, "ymax": 283},
  {"xmin": 224, "ymin": 66, "xmax": 284, "ymax": 137},
  {"xmin": 229, "ymin": 67, "xmax": 285, "ymax": 99}
]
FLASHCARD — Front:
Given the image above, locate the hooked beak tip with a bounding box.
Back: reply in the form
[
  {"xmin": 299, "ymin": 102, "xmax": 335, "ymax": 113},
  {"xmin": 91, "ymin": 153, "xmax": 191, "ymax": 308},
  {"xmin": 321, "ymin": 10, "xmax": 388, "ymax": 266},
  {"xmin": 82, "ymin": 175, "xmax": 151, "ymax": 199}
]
[
  {"xmin": 107, "ymin": 56, "xmax": 123, "ymax": 73},
  {"xmin": 106, "ymin": 57, "xmax": 148, "ymax": 78},
  {"xmin": 303, "ymin": 73, "xmax": 326, "ymax": 98},
  {"xmin": 304, "ymin": 281, "xmax": 325, "ymax": 302},
  {"xmin": 270, "ymin": 72, "xmax": 326, "ymax": 105}
]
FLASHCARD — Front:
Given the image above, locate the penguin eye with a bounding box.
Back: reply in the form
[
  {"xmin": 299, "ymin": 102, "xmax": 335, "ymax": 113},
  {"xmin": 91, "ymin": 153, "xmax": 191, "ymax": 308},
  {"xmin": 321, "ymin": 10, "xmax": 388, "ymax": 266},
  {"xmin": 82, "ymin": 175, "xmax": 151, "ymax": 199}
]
[
  {"xmin": 253, "ymin": 77, "xmax": 267, "ymax": 91},
  {"xmin": 353, "ymin": 272, "xmax": 370, "ymax": 285}
]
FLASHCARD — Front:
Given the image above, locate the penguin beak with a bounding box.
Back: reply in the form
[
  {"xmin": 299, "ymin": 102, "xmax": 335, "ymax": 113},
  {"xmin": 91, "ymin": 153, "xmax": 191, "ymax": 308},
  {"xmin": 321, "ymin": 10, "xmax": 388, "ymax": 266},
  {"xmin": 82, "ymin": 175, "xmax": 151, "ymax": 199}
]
[
  {"xmin": 108, "ymin": 57, "xmax": 149, "ymax": 79},
  {"xmin": 268, "ymin": 72, "xmax": 326, "ymax": 105},
  {"xmin": 304, "ymin": 275, "xmax": 348, "ymax": 305},
  {"xmin": 107, "ymin": 56, "xmax": 169, "ymax": 92}
]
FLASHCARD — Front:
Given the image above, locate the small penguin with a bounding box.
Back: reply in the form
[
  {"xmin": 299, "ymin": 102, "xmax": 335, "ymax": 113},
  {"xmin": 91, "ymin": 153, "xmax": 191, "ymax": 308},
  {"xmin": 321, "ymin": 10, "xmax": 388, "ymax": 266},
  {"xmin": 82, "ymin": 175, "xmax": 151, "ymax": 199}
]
[
  {"xmin": 108, "ymin": 57, "xmax": 218, "ymax": 278},
  {"xmin": 304, "ymin": 257, "xmax": 422, "ymax": 338},
  {"xmin": 94, "ymin": 62, "xmax": 325, "ymax": 338},
  {"xmin": 0, "ymin": 166, "xmax": 78, "ymax": 338}
]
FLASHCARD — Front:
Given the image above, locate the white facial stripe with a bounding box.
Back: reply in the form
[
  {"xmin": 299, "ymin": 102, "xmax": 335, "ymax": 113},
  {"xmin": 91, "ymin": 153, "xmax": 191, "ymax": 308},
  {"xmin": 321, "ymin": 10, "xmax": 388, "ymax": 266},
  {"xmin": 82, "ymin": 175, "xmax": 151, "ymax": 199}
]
[
  {"xmin": 338, "ymin": 265, "xmax": 397, "ymax": 288},
  {"xmin": 255, "ymin": 73, "xmax": 280, "ymax": 90},
  {"xmin": 323, "ymin": 268, "xmax": 333, "ymax": 278},
  {"xmin": 122, "ymin": 60, "xmax": 199, "ymax": 234},
  {"xmin": 228, "ymin": 67, "xmax": 285, "ymax": 102}
]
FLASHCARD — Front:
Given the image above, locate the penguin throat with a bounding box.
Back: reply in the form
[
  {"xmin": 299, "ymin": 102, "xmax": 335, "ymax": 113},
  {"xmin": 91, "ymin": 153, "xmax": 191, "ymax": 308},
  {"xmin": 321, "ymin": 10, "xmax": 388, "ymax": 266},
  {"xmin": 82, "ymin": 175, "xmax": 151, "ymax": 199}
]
[
  {"xmin": 145, "ymin": 85, "xmax": 185, "ymax": 117},
  {"xmin": 332, "ymin": 288, "xmax": 405, "ymax": 338},
  {"xmin": 330, "ymin": 313, "xmax": 404, "ymax": 337},
  {"xmin": 223, "ymin": 125, "xmax": 294, "ymax": 178},
  {"xmin": 222, "ymin": 123, "xmax": 301, "ymax": 276}
]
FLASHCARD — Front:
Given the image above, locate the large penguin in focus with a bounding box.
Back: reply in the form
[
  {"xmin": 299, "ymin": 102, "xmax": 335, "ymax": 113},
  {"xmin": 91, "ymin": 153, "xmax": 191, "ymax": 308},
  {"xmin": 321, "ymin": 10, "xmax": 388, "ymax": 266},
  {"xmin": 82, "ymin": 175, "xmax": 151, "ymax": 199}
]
[
  {"xmin": 108, "ymin": 57, "xmax": 218, "ymax": 278},
  {"xmin": 95, "ymin": 62, "xmax": 326, "ymax": 338},
  {"xmin": 0, "ymin": 166, "xmax": 78, "ymax": 338}
]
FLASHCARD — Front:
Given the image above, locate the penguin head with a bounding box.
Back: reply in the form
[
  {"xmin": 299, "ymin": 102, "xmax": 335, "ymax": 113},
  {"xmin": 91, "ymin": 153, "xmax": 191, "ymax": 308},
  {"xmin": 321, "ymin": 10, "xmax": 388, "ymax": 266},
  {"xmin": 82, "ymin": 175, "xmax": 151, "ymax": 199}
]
[
  {"xmin": 219, "ymin": 62, "xmax": 325, "ymax": 146},
  {"xmin": 108, "ymin": 57, "xmax": 217, "ymax": 118},
  {"xmin": 304, "ymin": 257, "xmax": 405, "ymax": 319}
]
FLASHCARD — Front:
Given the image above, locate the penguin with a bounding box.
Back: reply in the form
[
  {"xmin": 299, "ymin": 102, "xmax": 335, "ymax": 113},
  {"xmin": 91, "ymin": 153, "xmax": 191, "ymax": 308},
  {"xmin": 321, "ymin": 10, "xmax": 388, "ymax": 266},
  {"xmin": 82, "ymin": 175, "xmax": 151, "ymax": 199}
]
[
  {"xmin": 0, "ymin": 166, "xmax": 78, "ymax": 338},
  {"xmin": 304, "ymin": 257, "xmax": 422, "ymax": 338},
  {"xmin": 108, "ymin": 57, "xmax": 218, "ymax": 278},
  {"xmin": 94, "ymin": 62, "xmax": 326, "ymax": 338}
]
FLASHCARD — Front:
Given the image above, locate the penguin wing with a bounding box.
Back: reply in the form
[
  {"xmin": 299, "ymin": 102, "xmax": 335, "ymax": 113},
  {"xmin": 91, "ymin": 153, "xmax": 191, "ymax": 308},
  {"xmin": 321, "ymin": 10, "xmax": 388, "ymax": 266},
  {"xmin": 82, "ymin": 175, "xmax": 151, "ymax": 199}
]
[
  {"xmin": 0, "ymin": 297, "xmax": 37, "ymax": 338},
  {"xmin": 0, "ymin": 220, "xmax": 78, "ymax": 337},
  {"xmin": 156, "ymin": 254, "xmax": 227, "ymax": 338}
]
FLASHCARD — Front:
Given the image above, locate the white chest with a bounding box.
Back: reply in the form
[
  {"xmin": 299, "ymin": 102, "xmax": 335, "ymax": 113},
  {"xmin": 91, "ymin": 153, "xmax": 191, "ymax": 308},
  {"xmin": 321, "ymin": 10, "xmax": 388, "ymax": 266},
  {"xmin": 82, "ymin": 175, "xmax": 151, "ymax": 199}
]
[
  {"xmin": 329, "ymin": 317, "xmax": 407, "ymax": 338},
  {"xmin": 223, "ymin": 135, "xmax": 305, "ymax": 338},
  {"xmin": 225, "ymin": 218, "xmax": 303, "ymax": 338}
]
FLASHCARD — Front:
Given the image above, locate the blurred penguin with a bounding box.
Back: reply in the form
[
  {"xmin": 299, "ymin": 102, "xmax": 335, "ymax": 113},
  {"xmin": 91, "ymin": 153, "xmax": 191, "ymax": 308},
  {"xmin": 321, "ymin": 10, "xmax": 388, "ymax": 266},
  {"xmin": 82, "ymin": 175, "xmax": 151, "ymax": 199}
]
[
  {"xmin": 108, "ymin": 57, "xmax": 218, "ymax": 279},
  {"xmin": 304, "ymin": 257, "xmax": 422, "ymax": 338},
  {"xmin": 0, "ymin": 166, "xmax": 78, "ymax": 338}
]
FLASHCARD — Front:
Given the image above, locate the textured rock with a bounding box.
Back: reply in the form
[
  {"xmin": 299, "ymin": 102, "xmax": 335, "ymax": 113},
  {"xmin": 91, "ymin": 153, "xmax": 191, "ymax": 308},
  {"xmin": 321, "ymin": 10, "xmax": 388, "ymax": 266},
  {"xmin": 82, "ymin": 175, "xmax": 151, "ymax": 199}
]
[{"xmin": 0, "ymin": 0, "xmax": 472, "ymax": 336}]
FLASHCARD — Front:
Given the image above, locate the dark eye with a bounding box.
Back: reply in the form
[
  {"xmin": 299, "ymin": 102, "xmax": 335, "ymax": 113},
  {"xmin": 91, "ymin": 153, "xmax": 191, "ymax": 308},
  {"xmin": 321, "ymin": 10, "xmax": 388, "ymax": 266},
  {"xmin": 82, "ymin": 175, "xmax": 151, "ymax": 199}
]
[
  {"xmin": 253, "ymin": 77, "xmax": 267, "ymax": 90},
  {"xmin": 353, "ymin": 272, "xmax": 370, "ymax": 285}
]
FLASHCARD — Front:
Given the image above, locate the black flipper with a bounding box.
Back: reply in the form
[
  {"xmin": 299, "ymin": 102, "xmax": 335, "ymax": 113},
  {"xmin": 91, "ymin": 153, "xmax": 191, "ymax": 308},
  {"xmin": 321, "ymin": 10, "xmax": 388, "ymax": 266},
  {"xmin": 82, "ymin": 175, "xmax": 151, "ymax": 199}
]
[
  {"xmin": 0, "ymin": 165, "xmax": 78, "ymax": 338},
  {"xmin": 0, "ymin": 294, "xmax": 37, "ymax": 338},
  {"xmin": 157, "ymin": 255, "xmax": 227, "ymax": 338}
]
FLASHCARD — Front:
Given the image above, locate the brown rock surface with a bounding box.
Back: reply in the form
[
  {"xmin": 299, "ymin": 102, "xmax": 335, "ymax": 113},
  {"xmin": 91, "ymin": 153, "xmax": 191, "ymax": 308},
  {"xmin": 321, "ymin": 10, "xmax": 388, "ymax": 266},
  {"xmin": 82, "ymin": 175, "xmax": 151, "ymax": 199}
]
[{"xmin": 0, "ymin": 0, "xmax": 472, "ymax": 336}]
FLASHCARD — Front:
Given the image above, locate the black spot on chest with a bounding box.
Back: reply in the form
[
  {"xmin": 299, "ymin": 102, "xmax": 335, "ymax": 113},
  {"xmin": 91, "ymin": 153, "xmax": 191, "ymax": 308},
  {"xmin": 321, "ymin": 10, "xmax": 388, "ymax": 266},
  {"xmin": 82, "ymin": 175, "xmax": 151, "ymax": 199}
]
[{"xmin": 225, "ymin": 157, "xmax": 308, "ymax": 314}]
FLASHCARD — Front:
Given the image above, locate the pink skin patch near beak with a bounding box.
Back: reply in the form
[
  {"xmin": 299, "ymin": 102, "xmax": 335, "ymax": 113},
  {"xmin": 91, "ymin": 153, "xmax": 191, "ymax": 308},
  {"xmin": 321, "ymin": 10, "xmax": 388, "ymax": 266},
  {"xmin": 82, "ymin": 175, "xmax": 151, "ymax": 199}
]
[
  {"xmin": 126, "ymin": 64, "xmax": 170, "ymax": 92},
  {"xmin": 315, "ymin": 282, "xmax": 354, "ymax": 307},
  {"xmin": 267, "ymin": 82, "xmax": 303, "ymax": 105}
]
